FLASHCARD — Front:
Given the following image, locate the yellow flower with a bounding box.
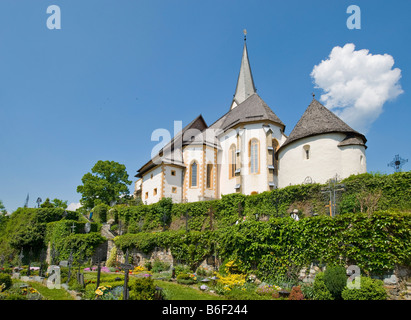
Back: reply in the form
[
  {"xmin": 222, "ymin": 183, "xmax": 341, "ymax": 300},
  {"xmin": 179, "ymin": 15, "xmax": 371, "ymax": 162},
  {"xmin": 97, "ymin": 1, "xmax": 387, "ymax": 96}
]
[{"xmin": 95, "ymin": 289, "xmax": 104, "ymax": 296}]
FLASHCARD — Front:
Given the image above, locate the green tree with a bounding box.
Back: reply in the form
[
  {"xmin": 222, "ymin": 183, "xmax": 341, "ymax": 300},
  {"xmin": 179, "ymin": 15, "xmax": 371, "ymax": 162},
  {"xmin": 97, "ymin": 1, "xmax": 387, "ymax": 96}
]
[
  {"xmin": 0, "ymin": 200, "xmax": 6, "ymax": 215},
  {"xmin": 40, "ymin": 198, "xmax": 54, "ymax": 208},
  {"xmin": 77, "ymin": 160, "xmax": 132, "ymax": 209},
  {"xmin": 51, "ymin": 198, "xmax": 68, "ymax": 209}
]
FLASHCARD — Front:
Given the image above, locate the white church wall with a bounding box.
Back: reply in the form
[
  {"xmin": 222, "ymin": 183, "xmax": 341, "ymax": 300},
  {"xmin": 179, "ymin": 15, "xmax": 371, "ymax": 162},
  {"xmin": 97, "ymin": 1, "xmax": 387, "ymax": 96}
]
[
  {"xmin": 277, "ymin": 133, "xmax": 366, "ymax": 187},
  {"xmin": 218, "ymin": 128, "xmax": 238, "ymax": 196},
  {"xmin": 163, "ymin": 165, "xmax": 183, "ymax": 203},
  {"xmin": 340, "ymin": 145, "xmax": 367, "ymax": 178},
  {"xmin": 141, "ymin": 166, "xmax": 162, "ymax": 205}
]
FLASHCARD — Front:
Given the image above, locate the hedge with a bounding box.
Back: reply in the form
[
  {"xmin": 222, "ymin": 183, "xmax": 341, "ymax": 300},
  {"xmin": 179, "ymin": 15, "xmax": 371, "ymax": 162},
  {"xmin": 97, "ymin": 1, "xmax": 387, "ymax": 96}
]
[{"xmin": 114, "ymin": 211, "xmax": 411, "ymax": 278}]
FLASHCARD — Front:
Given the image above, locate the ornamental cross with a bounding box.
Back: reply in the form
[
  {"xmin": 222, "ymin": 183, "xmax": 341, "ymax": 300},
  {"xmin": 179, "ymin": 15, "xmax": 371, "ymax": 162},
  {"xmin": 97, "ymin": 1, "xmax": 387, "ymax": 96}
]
[
  {"xmin": 121, "ymin": 249, "xmax": 134, "ymax": 300},
  {"xmin": 388, "ymin": 154, "xmax": 408, "ymax": 172},
  {"xmin": 321, "ymin": 174, "xmax": 346, "ymax": 217}
]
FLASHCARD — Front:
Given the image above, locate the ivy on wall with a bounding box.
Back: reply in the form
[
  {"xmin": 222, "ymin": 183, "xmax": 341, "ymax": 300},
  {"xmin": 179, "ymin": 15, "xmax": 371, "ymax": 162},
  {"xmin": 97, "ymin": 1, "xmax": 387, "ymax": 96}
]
[{"xmin": 114, "ymin": 211, "xmax": 411, "ymax": 278}]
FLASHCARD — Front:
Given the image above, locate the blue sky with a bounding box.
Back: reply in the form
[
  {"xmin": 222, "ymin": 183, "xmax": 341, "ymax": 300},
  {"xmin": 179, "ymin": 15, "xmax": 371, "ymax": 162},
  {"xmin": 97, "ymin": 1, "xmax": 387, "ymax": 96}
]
[{"xmin": 0, "ymin": 0, "xmax": 410, "ymax": 212}]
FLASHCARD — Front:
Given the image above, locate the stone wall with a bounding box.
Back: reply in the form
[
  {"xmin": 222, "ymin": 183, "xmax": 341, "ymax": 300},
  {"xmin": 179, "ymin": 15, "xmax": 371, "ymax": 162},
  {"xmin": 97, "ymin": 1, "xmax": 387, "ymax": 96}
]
[{"xmin": 114, "ymin": 246, "xmax": 216, "ymax": 272}]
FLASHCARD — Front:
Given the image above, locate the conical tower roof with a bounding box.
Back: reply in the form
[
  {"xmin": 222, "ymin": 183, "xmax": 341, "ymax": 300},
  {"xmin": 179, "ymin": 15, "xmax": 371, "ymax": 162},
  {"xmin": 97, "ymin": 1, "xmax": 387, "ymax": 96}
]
[
  {"xmin": 280, "ymin": 98, "xmax": 366, "ymax": 149},
  {"xmin": 230, "ymin": 39, "xmax": 256, "ymax": 110}
]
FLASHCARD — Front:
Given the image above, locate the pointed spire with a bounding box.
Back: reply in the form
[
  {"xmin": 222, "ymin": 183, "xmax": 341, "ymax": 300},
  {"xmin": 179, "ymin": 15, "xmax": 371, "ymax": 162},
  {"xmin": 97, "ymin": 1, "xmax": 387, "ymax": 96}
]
[{"xmin": 230, "ymin": 31, "xmax": 256, "ymax": 110}]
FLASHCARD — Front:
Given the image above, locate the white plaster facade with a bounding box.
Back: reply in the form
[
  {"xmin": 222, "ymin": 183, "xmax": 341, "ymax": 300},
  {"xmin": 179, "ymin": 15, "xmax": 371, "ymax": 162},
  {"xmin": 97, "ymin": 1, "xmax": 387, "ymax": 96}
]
[
  {"xmin": 277, "ymin": 133, "xmax": 367, "ymax": 188},
  {"xmin": 134, "ymin": 40, "xmax": 368, "ymax": 204}
]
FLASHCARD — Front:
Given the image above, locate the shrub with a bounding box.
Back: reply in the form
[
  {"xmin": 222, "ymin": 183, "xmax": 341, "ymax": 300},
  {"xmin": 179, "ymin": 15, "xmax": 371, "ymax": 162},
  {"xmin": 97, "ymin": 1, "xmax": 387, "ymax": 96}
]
[
  {"xmin": 0, "ymin": 274, "xmax": 12, "ymax": 291},
  {"xmin": 341, "ymin": 276, "xmax": 387, "ymax": 300},
  {"xmin": 128, "ymin": 276, "xmax": 157, "ymax": 300},
  {"xmin": 176, "ymin": 273, "xmax": 197, "ymax": 285},
  {"xmin": 300, "ymin": 283, "xmax": 316, "ymax": 300},
  {"xmin": 289, "ymin": 286, "xmax": 304, "ymax": 300},
  {"xmin": 323, "ymin": 265, "xmax": 347, "ymax": 299},
  {"xmin": 313, "ymin": 272, "xmax": 333, "ymax": 300},
  {"xmin": 151, "ymin": 259, "xmax": 170, "ymax": 273}
]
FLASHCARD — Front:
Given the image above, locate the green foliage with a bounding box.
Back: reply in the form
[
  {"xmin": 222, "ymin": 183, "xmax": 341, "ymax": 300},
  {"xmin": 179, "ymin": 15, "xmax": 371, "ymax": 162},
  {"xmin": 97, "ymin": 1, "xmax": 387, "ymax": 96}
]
[
  {"xmin": 0, "ymin": 200, "xmax": 7, "ymax": 215},
  {"xmin": 92, "ymin": 204, "xmax": 110, "ymax": 224},
  {"xmin": 128, "ymin": 276, "xmax": 157, "ymax": 300},
  {"xmin": 341, "ymin": 276, "xmax": 387, "ymax": 300},
  {"xmin": 0, "ymin": 207, "xmax": 78, "ymax": 256},
  {"xmin": 77, "ymin": 160, "xmax": 132, "ymax": 209},
  {"xmin": 40, "ymin": 198, "xmax": 54, "ymax": 208},
  {"xmin": 339, "ymin": 171, "xmax": 411, "ymax": 213},
  {"xmin": 312, "ymin": 272, "xmax": 333, "ymax": 300},
  {"xmin": 176, "ymin": 273, "xmax": 196, "ymax": 285},
  {"xmin": 151, "ymin": 259, "xmax": 170, "ymax": 273},
  {"xmin": 51, "ymin": 198, "xmax": 68, "ymax": 209},
  {"xmin": 0, "ymin": 274, "xmax": 12, "ymax": 290},
  {"xmin": 323, "ymin": 265, "xmax": 347, "ymax": 299}
]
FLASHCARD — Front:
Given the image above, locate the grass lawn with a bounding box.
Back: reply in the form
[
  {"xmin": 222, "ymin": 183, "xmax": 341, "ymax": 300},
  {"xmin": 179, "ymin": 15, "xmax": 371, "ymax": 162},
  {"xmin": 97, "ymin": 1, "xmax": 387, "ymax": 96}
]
[
  {"xmin": 27, "ymin": 281, "xmax": 74, "ymax": 300},
  {"xmin": 155, "ymin": 280, "xmax": 224, "ymax": 300}
]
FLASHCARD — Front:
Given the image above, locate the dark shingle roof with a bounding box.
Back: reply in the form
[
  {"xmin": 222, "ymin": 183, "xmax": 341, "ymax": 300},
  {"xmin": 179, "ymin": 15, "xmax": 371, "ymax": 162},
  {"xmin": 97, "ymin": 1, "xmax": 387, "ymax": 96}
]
[
  {"xmin": 135, "ymin": 115, "xmax": 208, "ymax": 177},
  {"xmin": 222, "ymin": 93, "xmax": 285, "ymax": 131},
  {"xmin": 279, "ymin": 98, "xmax": 366, "ymax": 149}
]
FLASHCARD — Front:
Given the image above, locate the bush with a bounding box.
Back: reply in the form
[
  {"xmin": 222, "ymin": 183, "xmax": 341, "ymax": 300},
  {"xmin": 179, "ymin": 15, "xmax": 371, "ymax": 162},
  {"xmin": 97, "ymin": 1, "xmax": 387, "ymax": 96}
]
[
  {"xmin": 176, "ymin": 273, "xmax": 197, "ymax": 285},
  {"xmin": 289, "ymin": 286, "xmax": 304, "ymax": 300},
  {"xmin": 323, "ymin": 265, "xmax": 347, "ymax": 299},
  {"xmin": 313, "ymin": 272, "xmax": 333, "ymax": 300},
  {"xmin": 128, "ymin": 276, "xmax": 157, "ymax": 300},
  {"xmin": 341, "ymin": 276, "xmax": 387, "ymax": 300},
  {"xmin": 151, "ymin": 259, "xmax": 170, "ymax": 273},
  {"xmin": 0, "ymin": 274, "xmax": 12, "ymax": 290}
]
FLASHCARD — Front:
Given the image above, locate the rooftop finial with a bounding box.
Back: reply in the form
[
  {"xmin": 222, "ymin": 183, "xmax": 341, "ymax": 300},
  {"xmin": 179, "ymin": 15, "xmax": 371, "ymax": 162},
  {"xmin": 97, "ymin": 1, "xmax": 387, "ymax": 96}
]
[
  {"xmin": 243, "ymin": 29, "xmax": 247, "ymax": 41},
  {"xmin": 312, "ymin": 92, "xmax": 315, "ymax": 98}
]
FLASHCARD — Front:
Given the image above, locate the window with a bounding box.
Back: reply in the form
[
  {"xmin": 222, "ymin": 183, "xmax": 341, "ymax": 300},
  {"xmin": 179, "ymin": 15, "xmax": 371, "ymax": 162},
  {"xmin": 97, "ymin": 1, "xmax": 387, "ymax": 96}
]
[
  {"xmin": 145, "ymin": 192, "xmax": 148, "ymax": 199},
  {"xmin": 206, "ymin": 164, "xmax": 213, "ymax": 189},
  {"xmin": 249, "ymin": 138, "xmax": 259, "ymax": 174},
  {"xmin": 229, "ymin": 144, "xmax": 236, "ymax": 179},
  {"xmin": 171, "ymin": 170, "xmax": 176, "ymax": 176},
  {"xmin": 153, "ymin": 188, "xmax": 157, "ymax": 196},
  {"xmin": 172, "ymin": 187, "xmax": 177, "ymax": 193},
  {"xmin": 190, "ymin": 161, "xmax": 198, "ymax": 188},
  {"xmin": 151, "ymin": 173, "xmax": 153, "ymax": 179},
  {"xmin": 360, "ymin": 155, "xmax": 364, "ymax": 165},
  {"xmin": 303, "ymin": 145, "xmax": 310, "ymax": 160}
]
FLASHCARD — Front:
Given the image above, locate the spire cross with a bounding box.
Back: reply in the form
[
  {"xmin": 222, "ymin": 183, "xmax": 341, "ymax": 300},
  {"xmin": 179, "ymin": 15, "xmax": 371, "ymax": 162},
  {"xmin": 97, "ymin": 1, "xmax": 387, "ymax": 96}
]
[{"xmin": 243, "ymin": 29, "xmax": 247, "ymax": 41}]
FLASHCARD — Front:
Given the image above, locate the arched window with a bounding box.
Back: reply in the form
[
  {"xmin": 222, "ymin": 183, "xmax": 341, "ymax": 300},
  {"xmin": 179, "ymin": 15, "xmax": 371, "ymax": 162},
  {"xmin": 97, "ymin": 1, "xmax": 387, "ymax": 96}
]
[
  {"xmin": 303, "ymin": 145, "xmax": 310, "ymax": 160},
  {"xmin": 249, "ymin": 138, "xmax": 259, "ymax": 174},
  {"xmin": 229, "ymin": 144, "xmax": 236, "ymax": 179},
  {"xmin": 190, "ymin": 161, "xmax": 198, "ymax": 188}
]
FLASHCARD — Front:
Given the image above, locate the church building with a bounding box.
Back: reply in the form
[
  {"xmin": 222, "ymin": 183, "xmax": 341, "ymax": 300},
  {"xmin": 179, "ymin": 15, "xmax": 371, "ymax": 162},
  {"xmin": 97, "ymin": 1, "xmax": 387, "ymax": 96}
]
[{"xmin": 134, "ymin": 37, "xmax": 367, "ymax": 204}]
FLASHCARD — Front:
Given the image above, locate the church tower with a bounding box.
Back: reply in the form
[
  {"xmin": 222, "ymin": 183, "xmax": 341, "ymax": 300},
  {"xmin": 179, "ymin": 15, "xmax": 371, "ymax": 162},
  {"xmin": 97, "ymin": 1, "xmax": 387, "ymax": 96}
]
[{"xmin": 230, "ymin": 30, "xmax": 257, "ymax": 110}]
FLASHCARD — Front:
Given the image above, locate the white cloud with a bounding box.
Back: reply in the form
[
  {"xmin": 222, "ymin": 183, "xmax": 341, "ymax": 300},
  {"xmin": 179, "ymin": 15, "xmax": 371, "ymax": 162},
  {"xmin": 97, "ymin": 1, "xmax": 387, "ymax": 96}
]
[
  {"xmin": 67, "ymin": 202, "xmax": 82, "ymax": 211},
  {"xmin": 311, "ymin": 43, "xmax": 403, "ymax": 133}
]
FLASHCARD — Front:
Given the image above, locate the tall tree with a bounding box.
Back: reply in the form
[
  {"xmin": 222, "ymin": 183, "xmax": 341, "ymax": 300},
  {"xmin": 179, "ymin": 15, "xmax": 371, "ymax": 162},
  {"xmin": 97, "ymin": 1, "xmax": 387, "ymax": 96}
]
[
  {"xmin": 0, "ymin": 200, "xmax": 6, "ymax": 215},
  {"xmin": 77, "ymin": 160, "xmax": 132, "ymax": 209},
  {"xmin": 51, "ymin": 198, "xmax": 68, "ymax": 209}
]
